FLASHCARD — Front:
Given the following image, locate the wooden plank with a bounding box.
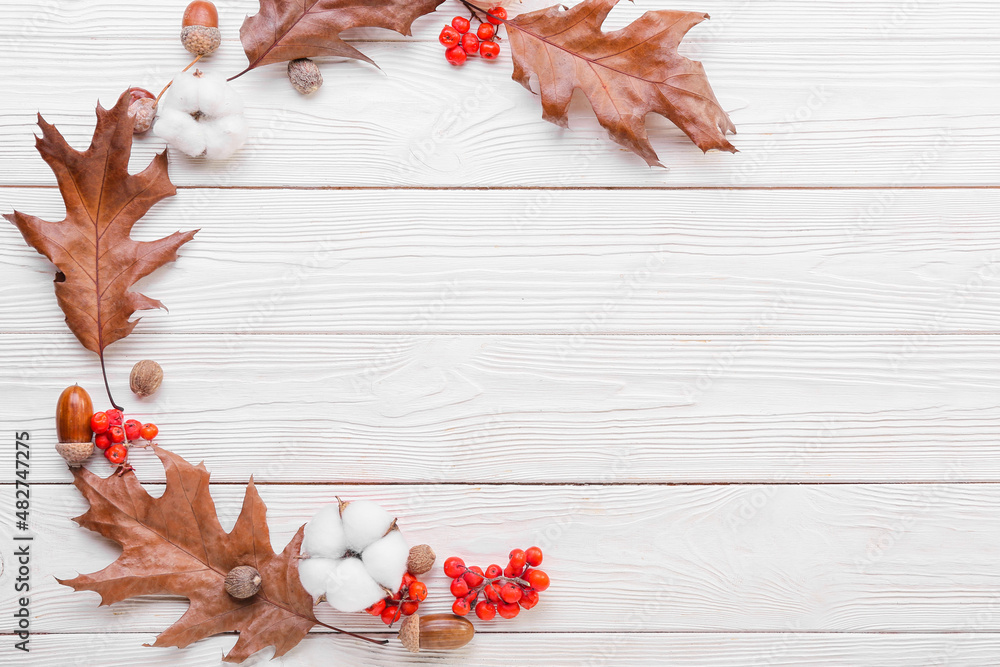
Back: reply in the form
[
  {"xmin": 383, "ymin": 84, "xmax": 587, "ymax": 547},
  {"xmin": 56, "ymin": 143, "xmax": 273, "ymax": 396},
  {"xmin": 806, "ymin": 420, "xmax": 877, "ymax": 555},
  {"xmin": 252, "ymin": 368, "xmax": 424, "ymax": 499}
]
[
  {"xmin": 7, "ymin": 483, "xmax": 1000, "ymax": 633},
  {"xmin": 1, "ymin": 40, "xmax": 995, "ymax": 187},
  {"xmin": 4, "ymin": 0, "xmax": 998, "ymax": 41},
  {"xmin": 5, "ymin": 332, "xmax": 1000, "ymax": 484},
  {"xmin": 11, "ymin": 632, "xmax": 1000, "ymax": 666},
  {"xmin": 3, "ymin": 189, "xmax": 1000, "ymax": 335}
]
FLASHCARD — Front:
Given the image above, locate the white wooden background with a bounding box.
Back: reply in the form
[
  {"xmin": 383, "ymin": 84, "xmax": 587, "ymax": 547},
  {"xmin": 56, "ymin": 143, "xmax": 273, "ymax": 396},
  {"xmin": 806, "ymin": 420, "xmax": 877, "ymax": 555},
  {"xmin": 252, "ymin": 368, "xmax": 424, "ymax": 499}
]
[{"xmin": 1, "ymin": 0, "xmax": 999, "ymax": 664}]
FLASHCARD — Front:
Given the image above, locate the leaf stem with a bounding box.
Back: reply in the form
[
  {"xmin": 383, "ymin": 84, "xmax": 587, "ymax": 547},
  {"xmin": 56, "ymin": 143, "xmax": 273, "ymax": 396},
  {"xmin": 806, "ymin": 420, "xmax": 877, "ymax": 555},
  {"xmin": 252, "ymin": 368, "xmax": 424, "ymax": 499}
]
[{"xmin": 99, "ymin": 350, "xmax": 122, "ymax": 411}]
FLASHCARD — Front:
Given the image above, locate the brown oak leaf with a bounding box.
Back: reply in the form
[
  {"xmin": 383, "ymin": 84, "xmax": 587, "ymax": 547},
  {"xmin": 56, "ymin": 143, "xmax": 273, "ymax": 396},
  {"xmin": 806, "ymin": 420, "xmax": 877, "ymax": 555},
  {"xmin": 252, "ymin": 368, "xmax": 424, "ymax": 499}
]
[
  {"xmin": 58, "ymin": 447, "xmax": 319, "ymax": 663},
  {"xmin": 237, "ymin": 0, "xmax": 445, "ymax": 75},
  {"xmin": 505, "ymin": 0, "xmax": 737, "ymax": 166},
  {"xmin": 5, "ymin": 92, "xmax": 195, "ymax": 358}
]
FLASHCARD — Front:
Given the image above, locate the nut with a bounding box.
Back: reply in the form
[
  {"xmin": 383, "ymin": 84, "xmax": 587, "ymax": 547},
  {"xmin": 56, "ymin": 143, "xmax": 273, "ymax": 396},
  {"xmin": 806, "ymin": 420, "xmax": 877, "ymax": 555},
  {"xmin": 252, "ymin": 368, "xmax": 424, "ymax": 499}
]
[
  {"xmin": 56, "ymin": 385, "xmax": 93, "ymax": 444},
  {"xmin": 398, "ymin": 613, "xmax": 475, "ymax": 653},
  {"xmin": 225, "ymin": 565, "xmax": 262, "ymax": 599},
  {"xmin": 130, "ymin": 360, "xmax": 163, "ymax": 397},
  {"xmin": 287, "ymin": 58, "xmax": 323, "ymax": 95},
  {"xmin": 406, "ymin": 544, "xmax": 436, "ymax": 575}
]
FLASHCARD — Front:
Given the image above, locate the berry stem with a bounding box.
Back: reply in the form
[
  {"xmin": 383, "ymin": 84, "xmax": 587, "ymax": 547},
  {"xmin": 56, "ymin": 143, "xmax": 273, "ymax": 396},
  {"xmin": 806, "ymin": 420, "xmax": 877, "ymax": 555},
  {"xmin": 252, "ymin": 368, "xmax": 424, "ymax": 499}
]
[
  {"xmin": 457, "ymin": 0, "xmax": 506, "ymax": 25},
  {"xmin": 155, "ymin": 54, "xmax": 203, "ymax": 104}
]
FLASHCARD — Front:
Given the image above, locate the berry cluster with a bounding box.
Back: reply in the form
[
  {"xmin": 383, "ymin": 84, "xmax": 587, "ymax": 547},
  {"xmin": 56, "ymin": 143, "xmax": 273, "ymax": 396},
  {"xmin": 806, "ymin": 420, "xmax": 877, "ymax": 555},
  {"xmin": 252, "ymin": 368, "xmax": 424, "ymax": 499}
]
[
  {"xmin": 365, "ymin": 571, "xmax": 429, "ymax": 626},
  {"xmin": 439, "ymin": 6, "xmax": 507, "ymax": 66},
  {"xmin": 444, "ymin": 546, "xmax": 549, "ymax": 620},
  {"xmin": 90, "ymin": 409, "xmax": 159, "ymax": 468}
]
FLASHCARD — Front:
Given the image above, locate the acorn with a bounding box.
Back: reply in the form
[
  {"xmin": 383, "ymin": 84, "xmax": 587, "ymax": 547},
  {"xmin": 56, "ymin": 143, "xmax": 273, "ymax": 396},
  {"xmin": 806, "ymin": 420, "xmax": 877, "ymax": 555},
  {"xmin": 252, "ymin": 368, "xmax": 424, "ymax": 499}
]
[
  {"xmin": 224, "ymin": 565, "xmax": 262, "ymax": 599},
  {"xmin": 129, "ymin": 359, "xmax": 163, "ymax": 397},
  {"xmin": 406, "ymin": 544, "xmax": 436, "ymax": 575},
  {"xmin": 55, "ymin": 385, "xmax": 94, "ymax": 467},
  {"xmin": 181, "ymin": 1, "xmax": 221, "ymax": 56},
  {"xmin": 398, "ymin": 613, "xmax": 475, "ymax": 653}
]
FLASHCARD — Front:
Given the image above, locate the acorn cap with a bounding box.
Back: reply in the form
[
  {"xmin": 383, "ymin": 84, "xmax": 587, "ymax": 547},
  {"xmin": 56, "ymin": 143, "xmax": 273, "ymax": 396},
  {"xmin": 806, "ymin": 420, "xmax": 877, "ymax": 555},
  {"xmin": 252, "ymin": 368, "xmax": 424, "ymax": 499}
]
[
  {"xmin": 224, "ymin": 566, "xmax": 262, "ymax": 599},
  {"xmin": 56, "ymin": 441, "xmax": 94, "ymax": 467},
  {"xmin": 398, "ymin": 614, "xmax": 420, "ymax": 653},
  {"xmin": 181, "ymin": 25, "xmax": 221, "ymax": 56},
  {"xmin": 406, "ymin": 544, "xmax": 436, "ymax": 575}
]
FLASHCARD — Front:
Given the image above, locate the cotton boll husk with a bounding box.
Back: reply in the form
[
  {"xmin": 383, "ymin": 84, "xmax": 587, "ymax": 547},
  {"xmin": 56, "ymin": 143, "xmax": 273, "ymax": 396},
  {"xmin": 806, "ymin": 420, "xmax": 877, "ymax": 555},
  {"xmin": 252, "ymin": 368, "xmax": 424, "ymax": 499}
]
[
  {"xmin": 341, "ymin": 500, "xmax": 394, "ymax": 553},
  {"xmin": 203, "ymin": 115, "xmax": 248, "ymax": 160},
  {"xmin": 297, "ymin": 557, "xmax": 340, "ymax": 598},
  {"xmin": 303, "ymin": 504, "xmax": 348, "ymax": 559},
  {"xmin": 154, "ymin": 109, "xmax": 207, "ymax": 157},
  {"xmin": 165, "ymin": 72, "xmax": 201, "ymax": 115},
  {"xmin": 361, "ymin": 530, "xmax": 409, "ymax": 590},
  {"xmin": 324, "ymin": 557, "xmax": 385, "ymax": 612}
]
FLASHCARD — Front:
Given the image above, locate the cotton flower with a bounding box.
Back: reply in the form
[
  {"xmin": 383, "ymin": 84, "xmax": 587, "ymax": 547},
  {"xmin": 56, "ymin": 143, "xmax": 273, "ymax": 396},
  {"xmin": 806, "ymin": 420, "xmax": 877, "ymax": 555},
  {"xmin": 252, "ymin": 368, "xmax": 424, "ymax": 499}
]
[
  {"xmin": 154, "ymin": 69, "xmax": 247, "ymax": 159},
  {"xmin": 298, "ymin": 499, "xmax": 411, "ymax": 613}
]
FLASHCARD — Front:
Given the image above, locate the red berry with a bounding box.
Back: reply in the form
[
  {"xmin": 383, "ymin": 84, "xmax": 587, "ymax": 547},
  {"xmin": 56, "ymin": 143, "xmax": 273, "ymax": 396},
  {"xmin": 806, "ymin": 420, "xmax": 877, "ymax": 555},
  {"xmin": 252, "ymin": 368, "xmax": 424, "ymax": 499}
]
[
  {"xmin": 439, "ymin": 24, "xmax": 461, "ymax": 47},
  {"xmin": 402, "ymin": 571, "xmax": 417, "ymax": 587},
  {"xmin": 106, "ymin": 409, "xmax": 123, "ymax": 427},
  {"xmin": 475, "ymin": 600, "xmax": 497, "ymax": 620},
  {"xmin": 519, "ymin": 588, "xmax": 540, "ymax": 609},
  {"xmin": 452, "ymin": 16, "xmax": 471, "ymax": 33},
  {"xmin": 461, "ymin": 32, "xmax": 479, "ymax": 55},
  {"xmin": 140, "ymin": 423, "xmax": 158, "ymax": 441},
  {"xmin": 90, "ymin": 411, "xmax": 109, "ymax": 434},
  {"xmin": 105, "ymin": 443, "xmax": 128, "ymax": 465},
  {"xmin": 463, "ymin": 565, "xmax": 485, "ymax": 587},
  {"xmin": 124, "ymin": 419, "xmax": 142, "ymax": 441},
  {"xmin": 477, "ymin": 22, "xmax": 495, "ymax": 40},
  {"xmin": 108, "ymin": 425, "xmax": 126, "ymax": 444},
  {"xmin": 500, "ymin": 582, "xmax": 523, "ymax": 603},
  {"xmin": 485, "ymin": 563, "xmax": 502, "ymax": 579},
  {"xmin": 443, "ymin": 556, "xmax": 466, "ymax": 578},
  {"xmin": 450, "ymin": 577, "xmax": 470, "ymax": 598},
  {"xmin": 400, "ymin": 599, "xmax": 419, "ymax": 616},
  {"xmin": 497, "ymin": 600, "xmax": 520, "ymax": 618},
  {"xmin": 525, "ymin": 546, "xmax": 543, "ymax": 567},
  {"xmin": 367, "ymin": 599, "xmax": 387, "ymax": 616},
  {"xmin": 526, "ymin": 569, "xmax": 550, "ymax": 592},
  {"xmin": 483, "ymin": 582, "xmax": 500, "ymax": 602},
  {"xmin": 452, "ymin": 597, "xmax": 471, "ymax": 616},
  {"xmin": 479, "ymin": 40, "xmax": 500, "ymax": 60},
  {"xmin": 445, "ymin": 44, "xmax": 467, "ymax": 66},
  {"xmin": 94, "ymin": 433, "xmax": 111, "ymax": 450},
  {"xmin": 487, "ymin": 6, "xmax": 507, "ymax": 24},
  {"xmin": 381, "ymin": 605, "xmax": 399, "ymax": 625},
  {"xmin": 408, "ymin": 581, "xmax": 428, "ymax": 601}
]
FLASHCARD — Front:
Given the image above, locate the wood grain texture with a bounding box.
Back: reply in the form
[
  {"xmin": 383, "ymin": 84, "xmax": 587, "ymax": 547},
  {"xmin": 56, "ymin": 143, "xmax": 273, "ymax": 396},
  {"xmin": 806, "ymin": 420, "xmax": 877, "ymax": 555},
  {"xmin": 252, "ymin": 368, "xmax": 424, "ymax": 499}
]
[
  {"xmin": 1, "ymin": 39, "xmax": 995, "ymax": 186},
  {"xmin": 4, "ymin": 188, "xmax": 1000, "ymax": 334},
  {"xmin": 5, "ymin": 333, "xmax": 1000, "ymax": 483},
  {"xmin": 6, "ymin": 483, "xmax": 1000, "ymax": 633},
  {"xmin": 13, "ymin": 632, "xmax": 1000, "ymax": 666},
  {"xmin": 4, "ymin": 0, "xmax": 998, "ymax": 40}
]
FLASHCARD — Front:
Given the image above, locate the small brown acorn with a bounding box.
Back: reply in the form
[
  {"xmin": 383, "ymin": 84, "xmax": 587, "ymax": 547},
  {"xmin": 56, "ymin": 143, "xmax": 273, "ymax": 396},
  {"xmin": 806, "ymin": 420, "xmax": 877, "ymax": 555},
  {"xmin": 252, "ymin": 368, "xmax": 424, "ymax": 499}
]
[
  {"xmin": 55, "ymin": 385, "xmax": 94, "ymax": 467},
  {"xmin": 126, "ymin": 87, "xmax": 157, "ymax": 134},
  {"xmin": 398, "ymin": 613, "xmax": 475, "ymax": 653},
  {"xmin": 181, "ymin": 0, "xmax": 221, "ymax": 56},
  {"xmin": 130, "ymin": 360, "xmax": 163, "ymax": 397},
  {"xmin": 406, "ymin": 544, "xmax": 436, "ymax": 575},
  {"xmin": 224, "ymin": 565, "xmax": 262, "ymax": 599}
]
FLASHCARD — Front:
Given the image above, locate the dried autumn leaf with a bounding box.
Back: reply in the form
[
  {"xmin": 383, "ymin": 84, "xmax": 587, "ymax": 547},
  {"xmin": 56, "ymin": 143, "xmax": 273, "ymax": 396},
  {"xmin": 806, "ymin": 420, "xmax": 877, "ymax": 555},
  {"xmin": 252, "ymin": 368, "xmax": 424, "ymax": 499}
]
[
  {"xmin": 237, "ymin": 0, "xmax": 445, "ymax": 75},
  {"xmin": 58, "ymin": 447, "xmax": 319, "ymax": 663},
  {"xmin": 5, "ymin": 93, "xmax": 195, "ymax": 358},
  {"xmin": 506, "ymin": 0, "xmax": 736, "ymax": 166}
]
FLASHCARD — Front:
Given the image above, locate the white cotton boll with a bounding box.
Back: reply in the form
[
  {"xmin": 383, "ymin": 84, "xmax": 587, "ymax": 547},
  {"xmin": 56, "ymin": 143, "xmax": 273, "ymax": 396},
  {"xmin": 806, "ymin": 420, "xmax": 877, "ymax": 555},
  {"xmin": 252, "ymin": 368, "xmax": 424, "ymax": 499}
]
[
  {"xmin": 324, "ymin": 557, "xmax": 385, "ymax": 613},
  {"xmin": 154, "ymin": 109, "xmax": 207, "ymax": 158},
  {"xmin": 297, "ymin": 557, "xmax": 340, "ymax": 598},
  {"xmin": 216, "ymin": 85, "xmax": 245, "ymax": 117},
  {"xmin": 361, "ymin": 530, "xmax": 409, "ymax": 590},
  {"xmin": 341, "ymin": 500, "xmax": 394, "ymax": 553},
  {"xmin": 167, "ymin": 72, "xmax": 202, "ymax": 115},
  {"xmin": 303, "ymin": 504, "xmax": 348, "ymax": 559},
  {"xmin": 195, "ymin": 72, "xmax": 230, "ymax": 116},
  {"xmin": 203, "ymin": 115, "xmax": 248, "ymax": 160}
]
